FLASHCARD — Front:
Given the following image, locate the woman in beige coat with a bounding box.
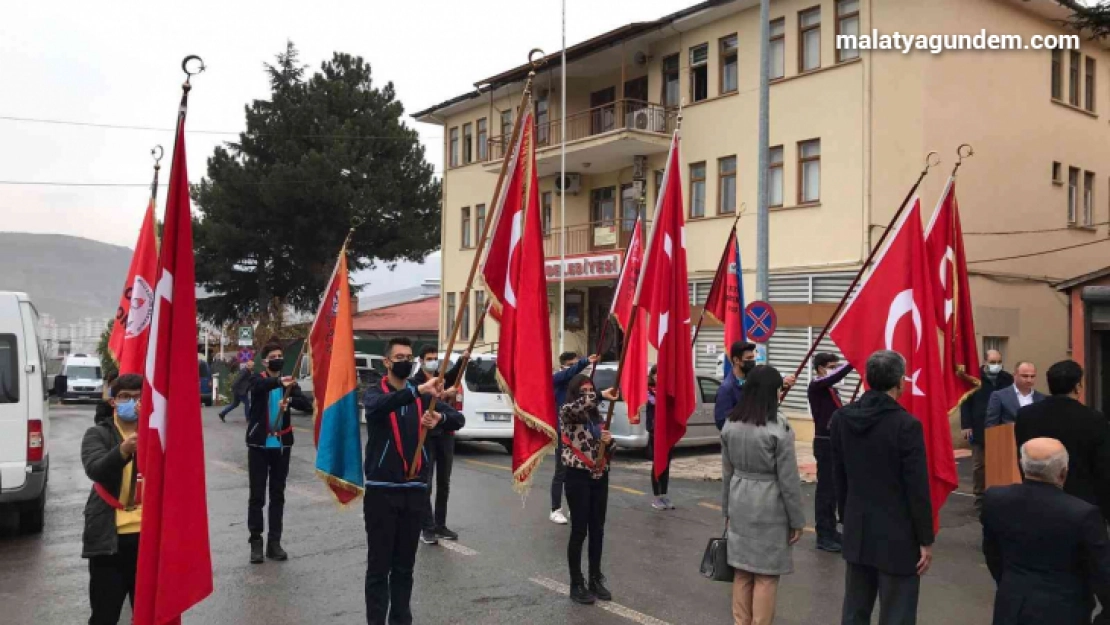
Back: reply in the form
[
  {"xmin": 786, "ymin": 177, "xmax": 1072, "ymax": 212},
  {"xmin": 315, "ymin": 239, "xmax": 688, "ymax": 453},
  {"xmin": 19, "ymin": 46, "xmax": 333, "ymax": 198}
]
[{"xmin": 721, "ymin": 365, "xmax": 806, "ymax": 625}]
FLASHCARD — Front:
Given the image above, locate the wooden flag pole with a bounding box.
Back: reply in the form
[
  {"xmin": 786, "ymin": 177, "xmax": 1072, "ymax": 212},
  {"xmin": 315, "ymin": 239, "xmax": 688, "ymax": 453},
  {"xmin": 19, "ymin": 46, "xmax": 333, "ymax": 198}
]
[
  {"xmin": 451, "ymin": 302, "xmax": 491, "ymax": 390},
  {"xmin": 602, "ymin": 305, "xmax": 640, "ymax": 431},
  {"xmin": 407, "ymin": 51, "xmax": 545, "ymax": 478},
  {"xmin": 780, "ymin": 151, "xmax": 940, "ymax": 404},
  {"xmin": 691, "ymin": 208, "xmax": 744, "ymax": 348}
]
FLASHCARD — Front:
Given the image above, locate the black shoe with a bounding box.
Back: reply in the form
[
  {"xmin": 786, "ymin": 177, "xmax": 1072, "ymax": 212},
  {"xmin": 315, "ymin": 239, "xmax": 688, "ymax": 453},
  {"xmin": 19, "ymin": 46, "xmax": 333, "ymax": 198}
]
[
  {"xmin": 435, "ymin": 526, "xmax": 459, "ymax": 541},
  {"xmin": 218, "ymin": 412, "xmax": 226, "ymax": 423},
  {"xmin": 589, "ymin": 575, "xmax": 612, "ymax": 601},
  {"xmin": 816, "ymin": 538, "xmax": 843, "ymax": 553},
  {"xmin": 420, "ymin": 529, "xmax": 439, "ymax": 545},
  {"xmin": 249, "ymin": 537, "xmax": 264, "ymax": 564},
  {"xmin": 266, "ymin": 539, "xmax": 288, "ymax": 561},
  {"xmin": 569, "ymin": 582, "xmax": 596, "ymax": 605}
]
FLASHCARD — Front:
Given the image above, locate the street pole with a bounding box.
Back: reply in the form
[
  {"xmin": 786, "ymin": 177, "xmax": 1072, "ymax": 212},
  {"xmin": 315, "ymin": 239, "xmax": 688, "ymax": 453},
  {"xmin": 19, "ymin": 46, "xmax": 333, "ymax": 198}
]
[
  {"xmin": 756, "ymin": 0, "xmax": 770, "ymax": 300},
  {"xmin": 559, "ymin": 0, "xmax": 567, "ymax": 355}
]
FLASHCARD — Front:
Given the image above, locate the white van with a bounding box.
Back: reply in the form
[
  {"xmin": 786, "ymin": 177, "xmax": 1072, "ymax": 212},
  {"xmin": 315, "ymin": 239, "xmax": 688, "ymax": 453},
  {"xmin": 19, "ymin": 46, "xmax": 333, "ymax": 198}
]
[
  {"xmin": 60, "ymin": 353, "xmax": 103, "ymax": 402},
  {"xmin": 0, "ymin": 292, "xmax": 50, "ymax": 534},
  {"xmin": 431, "ymin": 353, "xmax": 515, "ymax": 453}
]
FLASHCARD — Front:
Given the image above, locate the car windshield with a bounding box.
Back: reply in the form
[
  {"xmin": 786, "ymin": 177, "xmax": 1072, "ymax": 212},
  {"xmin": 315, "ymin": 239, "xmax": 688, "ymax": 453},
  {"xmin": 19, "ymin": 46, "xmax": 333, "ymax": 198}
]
[
  {"xmin": 67, "ymin": 366, "xmax": 101, "ymax": 380},
  {"xmin": 464, "ymin": 359, "xmax": 501, "ymax": 393}
]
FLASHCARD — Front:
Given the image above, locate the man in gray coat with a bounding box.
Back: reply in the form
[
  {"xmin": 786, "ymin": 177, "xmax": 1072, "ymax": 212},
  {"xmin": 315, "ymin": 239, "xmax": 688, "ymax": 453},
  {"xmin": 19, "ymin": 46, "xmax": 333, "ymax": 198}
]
[
  {"xmin": 831, "ymin": 350, "xmax": 934, "ymax": 625},
  {"xmin": 985, "ymin": 361, "xmax": 1044, "ymax": 428}
]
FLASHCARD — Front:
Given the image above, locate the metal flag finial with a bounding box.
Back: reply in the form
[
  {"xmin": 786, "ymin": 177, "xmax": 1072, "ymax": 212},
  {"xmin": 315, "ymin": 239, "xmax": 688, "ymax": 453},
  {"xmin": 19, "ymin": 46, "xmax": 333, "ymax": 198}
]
[
  {"xmin": 923, "ymin": 151, "xmax": 941, "ymax": 175},
  {"xmin": 956, "ymin": 143, "xmax": 974, "ymax": 165},
  {"xmin": 182, "ymin": 55, "xmax": 206, "ymax": 88},
  {"xmin": 151, "ymin": 145, "xmax": 164, "ymax": 171},
  {"xmin": 527, "ymin": 48, "xmax": 547, "ymax": 81}
]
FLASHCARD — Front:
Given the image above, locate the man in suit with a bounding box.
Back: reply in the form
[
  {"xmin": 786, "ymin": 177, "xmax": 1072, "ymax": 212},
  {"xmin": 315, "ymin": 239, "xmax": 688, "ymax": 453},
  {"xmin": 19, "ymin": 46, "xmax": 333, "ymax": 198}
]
[
  {"xmin": 985, "ymin": 362, "xmax": 1044, "ymax": 428},
  {"xmin": 1015, "ymin": 359, "xmax": 1110, "ymax": 521},
  {"xmin": 831, "ymin": 350, "xmax": 934, "ymax": 625},
  {"xmin": 960, "ymin": 350, "xmax": 1013, "ymax": 512},
  {"xmin": 982, "ymin": 437, "xmax": 1110, "ymax": 624}
]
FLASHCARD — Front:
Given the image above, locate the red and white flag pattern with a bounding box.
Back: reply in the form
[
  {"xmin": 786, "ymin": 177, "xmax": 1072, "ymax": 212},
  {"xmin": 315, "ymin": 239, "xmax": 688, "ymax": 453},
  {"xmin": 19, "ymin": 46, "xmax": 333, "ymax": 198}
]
[
  {"xmin": 108, "ymin": 198, "xmax": 158, "ymax": 375},
  {"xmin": 609, "ymin": 217, "xmax": 647, "ymax": 423}
]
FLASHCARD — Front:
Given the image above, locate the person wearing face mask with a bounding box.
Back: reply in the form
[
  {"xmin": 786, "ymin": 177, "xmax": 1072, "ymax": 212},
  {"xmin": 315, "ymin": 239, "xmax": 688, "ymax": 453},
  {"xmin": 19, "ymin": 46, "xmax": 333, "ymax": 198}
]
[
  {"xmin": 559, "ymin": 374, "xmax": 621, "ymax": 606},
  {"xmin": 81, "ymin": 373, "xmax": 145, "ymax": 625},
  {"xmin": 831, "ymin": 350, "xmax": 934, "ymax": 625},
  {"xmin": 245, "ymin": 342, "xmax": 312, "ymax": 564},
  {"xmin": 550, "ymin": 351, "xmax": 599, "ymax": 525},
  {"xmin": 715, "ymin": 342, "xmax": 796, "ymax": 431},
  {"xmin": 361, "ymin": 337, "xmax": 465, "ymax": 625},
  {"xmin": 808, "ymin": 353, "xmax": 854, "ymax": 553},
  {"xmin": 959, "ymin": 350, "xmax": 1012, "ymax": 513}
]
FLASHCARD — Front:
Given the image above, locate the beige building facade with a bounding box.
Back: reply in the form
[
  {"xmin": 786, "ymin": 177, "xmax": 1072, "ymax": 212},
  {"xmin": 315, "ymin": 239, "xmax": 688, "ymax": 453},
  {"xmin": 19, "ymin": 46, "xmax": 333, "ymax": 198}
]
[{"xmin": 415, "ymin": 0, "xmax": 1110, "ymax": 433}]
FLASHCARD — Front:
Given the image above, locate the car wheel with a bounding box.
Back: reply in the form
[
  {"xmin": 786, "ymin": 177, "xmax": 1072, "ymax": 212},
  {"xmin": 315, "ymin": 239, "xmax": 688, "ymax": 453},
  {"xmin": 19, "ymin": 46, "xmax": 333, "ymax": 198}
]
[
  {"xmin": 19, "ymin": 490, "xmax": 46, "ymax": 535},
  {"xmin": 500, "ymin": 440, "xmax": 514, "ymax": 456}
]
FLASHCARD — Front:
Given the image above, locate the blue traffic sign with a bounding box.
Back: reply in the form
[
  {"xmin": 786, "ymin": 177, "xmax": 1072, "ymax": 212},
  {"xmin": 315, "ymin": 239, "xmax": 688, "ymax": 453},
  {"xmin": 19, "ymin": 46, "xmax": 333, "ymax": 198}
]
[{"xmin": 744, "ymin": 300, "xmax": 777, "ymax": 344}]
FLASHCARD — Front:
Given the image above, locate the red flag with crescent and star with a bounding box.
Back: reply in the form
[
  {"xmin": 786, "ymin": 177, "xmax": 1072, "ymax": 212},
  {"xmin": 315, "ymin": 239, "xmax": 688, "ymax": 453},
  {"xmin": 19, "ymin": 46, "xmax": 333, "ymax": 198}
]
[
  {"xmin": 828, "ymin": 197, "xmax": 956, "ymax": 530},
  {"xmin": 924, "ymin": 177, "xmax": 981, "ymax": 411}
]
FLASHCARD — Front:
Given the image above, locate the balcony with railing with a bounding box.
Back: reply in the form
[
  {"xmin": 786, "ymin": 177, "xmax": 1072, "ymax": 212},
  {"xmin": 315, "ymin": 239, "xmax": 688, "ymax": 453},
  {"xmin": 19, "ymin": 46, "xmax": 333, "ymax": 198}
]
[
  {"xmin": 542, "ymin": 219, "xmax": 650, "ymax": 258},
  {"xmin": 484, "ymin": 99, "xmax": 677, "ymax": 175}
]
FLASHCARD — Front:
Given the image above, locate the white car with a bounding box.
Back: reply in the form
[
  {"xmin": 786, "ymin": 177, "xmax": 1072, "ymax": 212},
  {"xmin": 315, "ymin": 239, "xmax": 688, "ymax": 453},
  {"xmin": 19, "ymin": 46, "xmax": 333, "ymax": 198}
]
[
  {"xmin": 431, "ymin": 352, "xmax": 515, "ymax": 454},
  {"xmin": 60, "ymin": 353, "xmax": 103, "ymax": 402},
  {"xmin": 0, "ymin": 292, "xmax": 50, "ymax": 534}
]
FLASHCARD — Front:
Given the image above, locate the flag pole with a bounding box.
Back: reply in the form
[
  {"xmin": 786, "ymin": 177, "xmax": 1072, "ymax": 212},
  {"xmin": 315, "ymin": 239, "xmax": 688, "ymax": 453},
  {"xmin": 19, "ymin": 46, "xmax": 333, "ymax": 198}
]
[
  {"xmin": 780, "ymin": 150, "xmax": 941, "ymax": 403},
  {"xmin": 691, "ymin": 208, "xmax": 744, "ymax": 348},
  {"xmin": 408, "ymin": 51, "xmax": 545, "ymax": 478},
  {"xmin": 449, "ymin": 301, "xmax": 491, "ymax": 391},
  {"xmin": 588, "ymin": 212, "xmax": 643, "ymax": 383},
  {"xmin": 150, "ymin": 145, "xmax": 164, "ymax": 203}
]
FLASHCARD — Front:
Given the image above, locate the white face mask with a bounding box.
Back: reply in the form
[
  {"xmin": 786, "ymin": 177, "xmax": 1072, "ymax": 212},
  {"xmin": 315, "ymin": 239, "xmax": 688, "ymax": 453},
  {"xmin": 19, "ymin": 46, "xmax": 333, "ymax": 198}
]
[{"xmin": 987, "ymin": 364, "xmax": 1003, "ymax": 375}]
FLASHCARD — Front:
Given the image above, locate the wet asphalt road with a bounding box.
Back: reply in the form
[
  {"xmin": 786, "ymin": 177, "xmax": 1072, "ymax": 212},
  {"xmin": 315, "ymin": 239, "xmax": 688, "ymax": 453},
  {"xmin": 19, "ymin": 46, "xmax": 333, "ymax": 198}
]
[{"xmin": 0, "ymin": 404, "xmax": 996, "ymax": 624}]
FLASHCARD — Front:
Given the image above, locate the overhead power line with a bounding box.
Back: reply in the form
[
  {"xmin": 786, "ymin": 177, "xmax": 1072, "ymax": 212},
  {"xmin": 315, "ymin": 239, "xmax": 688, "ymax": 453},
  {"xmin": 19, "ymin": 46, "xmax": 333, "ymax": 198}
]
[{"xmin": 967, "ymin": 237, "xmax": 1110, "ymax": 264}]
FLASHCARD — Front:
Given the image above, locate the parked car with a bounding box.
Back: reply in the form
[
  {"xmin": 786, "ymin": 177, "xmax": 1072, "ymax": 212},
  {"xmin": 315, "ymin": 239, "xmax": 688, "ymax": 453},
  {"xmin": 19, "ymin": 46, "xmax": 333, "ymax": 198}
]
[
  {"xmin": 427, "ymin": 352, "xmax": 514, "ymax": 454},
  {"xmin": 59, "ymin": 353, "xmax": 103, "ymax": 403},
  {"xmin": 593, "ymin": 362, "xmax": 722, "ymax": 458},
  {"xmin": 298, "ymin": 352, "xmax": 383, "ymax": 419},
  {"xmin": 198, "ymin": 357, "xmax": 213, "ymax": 407},
  {"xmin": 0, "ymin": 291, "xmax": 50, "ymax": 534}
]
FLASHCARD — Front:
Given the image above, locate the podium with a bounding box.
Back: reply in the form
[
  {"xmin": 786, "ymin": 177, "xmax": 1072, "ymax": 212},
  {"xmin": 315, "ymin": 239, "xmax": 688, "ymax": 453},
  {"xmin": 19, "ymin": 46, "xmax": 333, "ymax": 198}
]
[{"xmin": 985, "ymin": 423, "xmax": 1022, "ymax": 488}]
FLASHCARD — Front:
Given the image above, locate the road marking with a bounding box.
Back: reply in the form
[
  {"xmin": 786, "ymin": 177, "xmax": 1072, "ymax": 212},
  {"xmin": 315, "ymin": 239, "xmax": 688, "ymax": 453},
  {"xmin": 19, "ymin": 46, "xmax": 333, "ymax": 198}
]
[
  {"xmin": 464, "ymin": 459, "xmax": 511, "ymax": 472},
  {"xmin": 437, "ymin": 541, "xmax": 479, "ymax": 556},
  {"xmin": 529, "ymin": 577, "xmax": 672, "ymax": 625},
  {"xmin": 611, "ymin": 485, "xmax": 646, "ymax": 496},
  {"xmin": 697, "ymin": 502, "xmax": 814, "ymax": 532}
]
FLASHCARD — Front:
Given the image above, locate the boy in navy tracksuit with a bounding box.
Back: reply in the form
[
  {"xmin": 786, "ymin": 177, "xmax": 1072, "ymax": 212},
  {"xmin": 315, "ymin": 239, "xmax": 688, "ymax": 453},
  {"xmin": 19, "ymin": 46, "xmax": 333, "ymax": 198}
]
[
  {"xmin": 362, "ymin": 337, "xmax": 465, "ymax": 625},
  {"xmin": 808, "ymin": 352, "xmax": 854, "ymax": 553}
]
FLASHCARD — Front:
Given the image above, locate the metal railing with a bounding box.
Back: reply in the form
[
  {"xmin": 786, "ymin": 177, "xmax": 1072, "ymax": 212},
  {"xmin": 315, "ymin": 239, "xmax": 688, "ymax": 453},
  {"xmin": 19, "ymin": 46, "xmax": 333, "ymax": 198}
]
[
  {"xmin": 485, "ymin": 99, "xmax": 676, "ymax": 162},
  {"xmin": 541, "ymin": 219, "xmax": 650, "ymax": 257}
]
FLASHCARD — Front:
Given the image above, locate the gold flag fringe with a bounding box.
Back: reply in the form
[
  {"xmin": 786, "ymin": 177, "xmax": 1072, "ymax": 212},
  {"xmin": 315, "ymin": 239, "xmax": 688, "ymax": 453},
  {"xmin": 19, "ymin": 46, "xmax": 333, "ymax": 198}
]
[
  {"xmin": 315, "ymin": 469, "xmax": 364, "ymax": 508},
  {"xmin": 944, "ymin": 365, "xmax": 982, "ymax": 414},
  {"xmin": 493, "ymin": 368, "xmax": 558, "ymax": 496}
]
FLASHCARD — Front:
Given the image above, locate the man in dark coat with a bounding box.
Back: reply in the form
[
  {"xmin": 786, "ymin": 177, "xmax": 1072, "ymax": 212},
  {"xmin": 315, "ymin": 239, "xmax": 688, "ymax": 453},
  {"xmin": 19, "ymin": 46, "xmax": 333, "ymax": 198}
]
[
  {"xmin": 982, "ymin": 437, "xmax": 1110, "ymax": 625},
  {"xmin": 1015, "ymin": 359, "xmax": 1110, "ymax": 522},
  {"xmin": 411, "ymin": 345, "xmax": 466, "ymax": 545},
  {"xmin": 219, "ymin": 362, "xmax": 253, "ymax": 422},
  {"xmin": 808, "ymin": 353, "xmax": 854, "ymax": 552},
  {"xmin": 831, "ymin": 350, "xmax": 934, "ymax": 625},
  {"xmin": 960, "ymin": 350, "xmax": 1012, "ymax": 512}
]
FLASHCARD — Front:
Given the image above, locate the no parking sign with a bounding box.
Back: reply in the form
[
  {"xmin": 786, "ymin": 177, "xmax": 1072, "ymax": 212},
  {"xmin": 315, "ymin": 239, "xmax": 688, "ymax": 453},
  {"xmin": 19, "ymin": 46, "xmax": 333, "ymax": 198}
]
[{"xmin": 744, "ymin": 301, "xmax": 777, "ymax": 344}]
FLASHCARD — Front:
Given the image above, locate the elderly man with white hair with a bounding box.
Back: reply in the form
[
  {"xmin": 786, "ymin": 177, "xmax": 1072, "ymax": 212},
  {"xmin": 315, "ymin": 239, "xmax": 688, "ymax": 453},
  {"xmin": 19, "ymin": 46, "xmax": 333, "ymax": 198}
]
[{"xmin": 982, "ymin": 438, "xmax": 1110, "ymax": 625}]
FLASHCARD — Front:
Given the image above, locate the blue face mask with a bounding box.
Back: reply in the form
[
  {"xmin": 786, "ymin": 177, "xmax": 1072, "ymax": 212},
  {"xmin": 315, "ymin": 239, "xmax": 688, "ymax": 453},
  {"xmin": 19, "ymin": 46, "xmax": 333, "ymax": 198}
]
[{"xmin": 116, "ymin": 399, "xmax": 139, "ymax": 422}]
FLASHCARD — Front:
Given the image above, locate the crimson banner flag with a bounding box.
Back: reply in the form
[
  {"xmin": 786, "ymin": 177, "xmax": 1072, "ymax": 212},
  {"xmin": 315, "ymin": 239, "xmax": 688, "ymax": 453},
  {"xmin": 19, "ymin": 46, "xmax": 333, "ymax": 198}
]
[
  {"xmin": 108, "ymin": 199, "xmax": 158, "ymax": 375},
  {"xmin": 925, "ymin": 178, "xmax": 981, "ymax": 410},
  {"xmin": 135, "ymin": 108, "xmax": 213, "ymax": 625},
  {"xmin": 703, "ymin": 229, "xmax": 745, "ymax": 379},
  {"xmin": 637, "ymin": 134, "xmax": 696, "ymax": 480},
  {"xmin": 829, "ymin": 197, "xmax": 957, "ymax": 530},
  {"xmin": 609, "ymin": 217, "xmax": 647, "ymax": 423},
  {"xmin": 481, "ymin": 106, "xmax": 558, "ymax": 492}
]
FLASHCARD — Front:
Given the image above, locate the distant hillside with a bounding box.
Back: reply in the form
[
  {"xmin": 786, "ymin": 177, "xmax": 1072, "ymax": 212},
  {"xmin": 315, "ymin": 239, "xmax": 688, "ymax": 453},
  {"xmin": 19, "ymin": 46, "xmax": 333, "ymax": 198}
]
[{"xmin": 0, "ymin": 232, "xmax": 132, "ymax": 324}]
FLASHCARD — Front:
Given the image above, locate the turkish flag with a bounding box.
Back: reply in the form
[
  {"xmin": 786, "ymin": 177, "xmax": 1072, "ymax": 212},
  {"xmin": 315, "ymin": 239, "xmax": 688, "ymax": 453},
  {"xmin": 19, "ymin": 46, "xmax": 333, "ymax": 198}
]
[
  {"xmin": 829, "ymin": 197, "xmax": 956, "ymax": 530},
  {"xmin": 108, "ymin": 198, "xmax": 158, "ymax": 375},
  {"xmin": 637, "ymin": 135, "xmax": 696, "ymax": 480},
  {"xmin": 134, "ymin": 111, "xmax": 214, "ymax": 625},
  {"xmin": 703, "ymin": 229, "xmax": 745, "ymax": 379},
  {"xmin": 481, "ymin": 107, "xmax": 558, "ymax": 492},
  {"xmin": 610, "ymin": 217, "xmax": 647, "ymax": 423},
  {"xmin": 925, "ymin": 178, "xmax": 981, "ymax": 410}
]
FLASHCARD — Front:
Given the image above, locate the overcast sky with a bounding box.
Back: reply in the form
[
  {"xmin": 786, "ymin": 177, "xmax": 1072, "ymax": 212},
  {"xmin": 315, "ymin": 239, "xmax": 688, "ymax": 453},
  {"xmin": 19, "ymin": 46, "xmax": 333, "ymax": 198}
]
[{"xmin": 0, "ymin": 0, "xmax": 691, "ymax": 293}]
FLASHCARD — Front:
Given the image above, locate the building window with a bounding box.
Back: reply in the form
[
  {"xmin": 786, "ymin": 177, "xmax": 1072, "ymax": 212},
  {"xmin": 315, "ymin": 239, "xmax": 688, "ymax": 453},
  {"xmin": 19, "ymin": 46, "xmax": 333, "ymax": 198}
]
[
  {"xmin": 690, "ymin": 44, "xmax": 709, "ymax": 103},
  {"xmin": 798, "ymin": 139, "xmax": 821, "ymax": 203},
  {"xmin": 462, "ymin": 123, "xmax": 473, "ymax": 165},
  {"xmin": 799, "ymin": 7, "xmax": 822, "ymax": 73},
  {"xmin": 1086, "ymin": 57, "xmax": 1096, "ymax": 112},
  {"xmin": 662, "ymin": 54, "xmax": 680, "ymax": 108},
  {"xmin": 1069, "ymin": 167, "xmax": 1080, "ymax": 224},
  {"xmin": 476, "ymin": 204, "xmax": 486, "ymax": 243},
  {"xmin": 770, "ymin": 19, "xmax": 786, "ymax": 80},
  {"xmin": 535, "ymin": 95, "xmax": 550, "ymax": 145},
  {"xmin": 1084, "ymin": 171, "xmax": 1096, "ymax": 226},
  {"xmin": 446, "ymin": 293, "xmax": 456, "ymax": 338},
  {"xmin": 500, "ymin": 109, "xmax": 512, "ymax": 139},
  {"xmin": 836, "ymin": 0, "xmax": 860, "ymax": 62},
  {"xmin": 769, "ymin": 146, "xmax": 784, "ymax": 207},
  {"xmin": 983, "ymin": 336, "xmax": 1008, "ymax": 362},
  {"xmin": 475, "ymin": 291, "xmax": 486, "ymax": 341},
  {"xmin": 720, "ymin": 35, "xmax": 739, "ymax": 94},
  {"xmin": 718, "ymin": 156, "xmax": 737, "ymax": 214},
  {"xmin": 477, "ymin": 118, "xmax": 488, "ymax": 161},
  {"xmin": 542, "ymin": 191, "xmax": 553, "ymax": 235},
  {"xmin": 1053, "ymin": 161, "xmax": 1063, "ymax": 184},
  {"xmin": 690, "ymin": 162, "xmax": 707, "ymax": 218},
  {"xmin": 460, "ymin": 294, "xmax": 470, "ymax": 341},
  {"xmin": 654, "ymin": 170, "xmax": 665, "ymax": 207},
  {"xmin": 1070, "ymin": 51, "xmax": 1081, "ymax": 106},
  {"xmin": 1051, "ymin": 50, "xmax": 1063, "ymax": 100},
  {"xmin": 449, "ymin": 127, "xmax": 459, "ymax": 168},
  {"xmin": 461, "ymin": 206, "xmax": 472, "ymax": 248}
]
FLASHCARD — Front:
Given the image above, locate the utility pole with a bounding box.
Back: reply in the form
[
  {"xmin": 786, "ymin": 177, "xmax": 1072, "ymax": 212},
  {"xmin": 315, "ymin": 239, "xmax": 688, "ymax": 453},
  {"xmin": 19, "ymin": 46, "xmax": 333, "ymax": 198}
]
[
  {"xmin": 756, "ymin": 0, "xmax": 771, "ymax": 300},
  {"xmin": 559, "ymin": 0, "xmax": 567, "ymax": 354}
]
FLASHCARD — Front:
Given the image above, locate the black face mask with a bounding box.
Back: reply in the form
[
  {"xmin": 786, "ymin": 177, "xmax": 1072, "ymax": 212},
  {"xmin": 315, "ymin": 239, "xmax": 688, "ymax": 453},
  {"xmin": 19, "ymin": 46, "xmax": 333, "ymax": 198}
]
[
  {"xmin": 391, "ymin": 361, "xmax": 414, "ymax": 379},
  {"xmin": 266, "ymin": 358, "xmax": 284, "ymax": 373},
  {"xmin": 739, "ymin": 361, "xmax": 756, "ymax": 375}
]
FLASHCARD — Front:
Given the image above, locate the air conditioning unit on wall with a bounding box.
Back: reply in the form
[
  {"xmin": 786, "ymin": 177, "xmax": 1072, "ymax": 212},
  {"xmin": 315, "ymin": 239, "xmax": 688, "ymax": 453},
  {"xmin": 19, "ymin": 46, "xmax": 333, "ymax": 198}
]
[{"xmin": 555, "ymin": 173, "xmax": 582, "ymax": 195}]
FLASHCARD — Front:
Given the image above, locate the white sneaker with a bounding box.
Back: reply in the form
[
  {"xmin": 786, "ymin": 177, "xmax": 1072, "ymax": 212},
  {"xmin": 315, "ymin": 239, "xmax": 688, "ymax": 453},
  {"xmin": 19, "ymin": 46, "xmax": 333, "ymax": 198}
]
[{"xmin": 549, "ymin": 509, "xmax": 569, "ymax": 525}]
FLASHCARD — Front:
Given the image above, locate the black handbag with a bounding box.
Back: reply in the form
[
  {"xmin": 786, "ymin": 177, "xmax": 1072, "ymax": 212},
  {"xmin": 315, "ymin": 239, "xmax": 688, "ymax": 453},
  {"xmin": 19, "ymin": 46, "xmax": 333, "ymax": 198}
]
[{"xmin": 700, "ymin": 523, "xmax": 732, "ymax": 582}]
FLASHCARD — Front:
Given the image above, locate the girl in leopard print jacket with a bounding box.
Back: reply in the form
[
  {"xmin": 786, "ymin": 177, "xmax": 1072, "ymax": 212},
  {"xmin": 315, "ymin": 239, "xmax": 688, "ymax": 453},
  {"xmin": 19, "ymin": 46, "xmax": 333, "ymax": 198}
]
[{"xmin": 559, "ymin": 375, "xmax": 619, "ymax": 478}]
